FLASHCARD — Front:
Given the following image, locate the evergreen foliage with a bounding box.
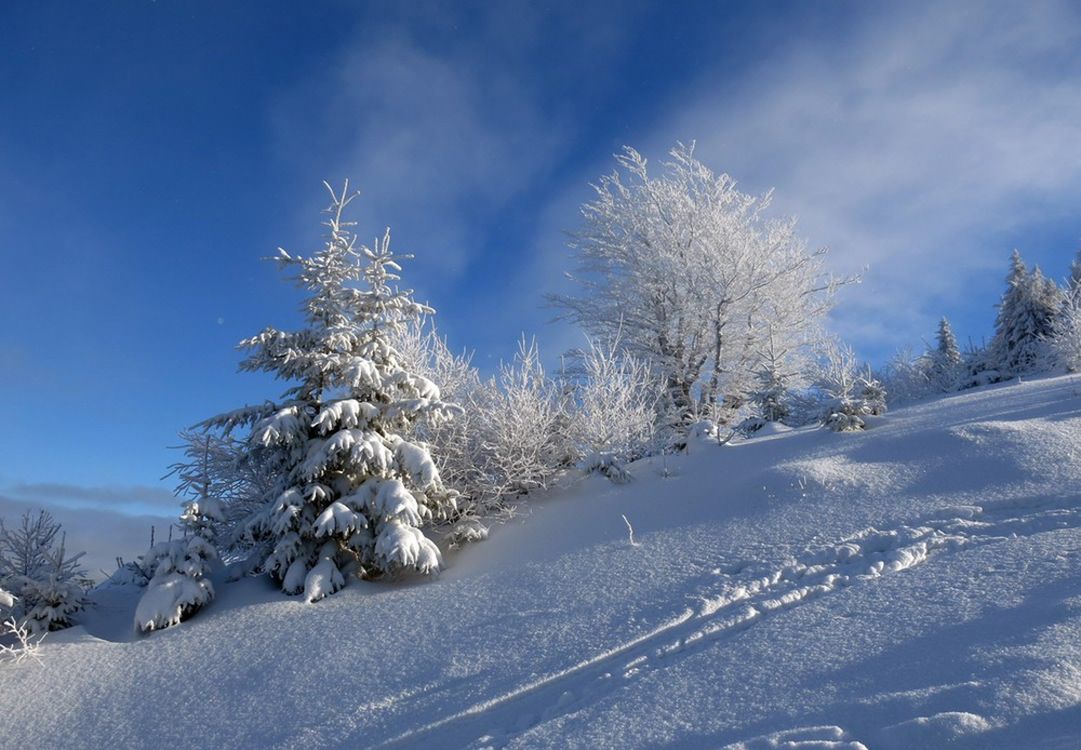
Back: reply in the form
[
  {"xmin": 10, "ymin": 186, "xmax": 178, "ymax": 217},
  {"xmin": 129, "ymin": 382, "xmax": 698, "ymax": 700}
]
[
  {"xmin": 989, "ymin": 251, "xmax": 1063, "ymax": 376},
  {"xmin": 193, "ymin": 183, "xmax": 462, "ymax": 600}
]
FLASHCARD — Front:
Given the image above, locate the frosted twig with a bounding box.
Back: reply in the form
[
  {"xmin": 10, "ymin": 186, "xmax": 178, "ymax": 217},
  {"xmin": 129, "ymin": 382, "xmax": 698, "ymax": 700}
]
[
  {"xmin": 621, "ymin": 514, "xmax": 640, "ymax": 547},
  {"xmin": 0, "ymin": 617, "xmax": 44, "ymax": 666}
]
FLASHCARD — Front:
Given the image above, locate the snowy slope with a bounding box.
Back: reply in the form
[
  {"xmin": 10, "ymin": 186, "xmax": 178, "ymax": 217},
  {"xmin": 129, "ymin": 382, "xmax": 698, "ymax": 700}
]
[{"xmin": 3, "ymin": 375, "xmax": 1081, "ymax": 749}]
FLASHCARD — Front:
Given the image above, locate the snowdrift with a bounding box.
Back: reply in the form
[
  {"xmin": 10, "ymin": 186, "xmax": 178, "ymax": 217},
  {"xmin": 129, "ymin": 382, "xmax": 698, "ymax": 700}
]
[{"xmin": 2, "ymin": 375, "xmax": 1081, "ymax": 749}]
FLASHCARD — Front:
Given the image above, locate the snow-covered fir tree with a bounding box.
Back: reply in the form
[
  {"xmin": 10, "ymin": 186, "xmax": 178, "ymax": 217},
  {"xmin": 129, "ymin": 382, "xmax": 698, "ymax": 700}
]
[
  {"xmin": 203, "ymin": 182, "xmax": 460, "ymax": 601},
  {"xmin": 858, "ymin": 369, "xmax": 888, "ymax": 416},
  {"xmin": 0, "ymin": 510, "xmax": 88, "ymax": 634},
  {"xmin": 927, "ymin": 317, "xmax": 963, "ymax": 391},
  {"xmin": 989, "ymin": 251, "xmax": 1063, "ymax": 375}
]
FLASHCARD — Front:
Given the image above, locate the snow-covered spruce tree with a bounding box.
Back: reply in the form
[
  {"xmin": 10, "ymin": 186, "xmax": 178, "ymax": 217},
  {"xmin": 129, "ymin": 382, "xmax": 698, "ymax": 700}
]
[
  {"xmin": 133, "ymin": 431, "xmax": 229, "ymax": 633},
  {"xmin": 551, "ymin": 143, "xmax": 850, "ymax": 433},
  {"xmin": 567, "ymin": 336, "xmax": 658, "ymax": 482},
  {"xmin": 0, "ymin": 510, "xmax": 88, "ymax": 634},
  {"xmin": 203, "ymin": 183, "xmax": 460, "ymax": 601},
  {"xmin": 989, "ymin": 251, "xmax": 1063, "ymax": 376}
]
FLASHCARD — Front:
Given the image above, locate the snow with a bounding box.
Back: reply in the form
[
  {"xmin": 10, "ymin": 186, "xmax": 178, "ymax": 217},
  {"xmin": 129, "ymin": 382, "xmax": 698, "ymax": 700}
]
[{"xmin": 3, "ymin": 374, "xmax": 1081, "ymax": 747}]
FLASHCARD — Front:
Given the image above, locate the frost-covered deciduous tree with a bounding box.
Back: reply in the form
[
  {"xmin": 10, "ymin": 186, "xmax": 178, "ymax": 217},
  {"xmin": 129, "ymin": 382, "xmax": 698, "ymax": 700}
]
[
  {"xmin": 1069, "ymin": 247, "xmax": 1081, "ymax": 296},
  {"xmin": 197, "ymin": 182, "xmax": 462, "ymax": 600},
  {"xmin": 989, "ymin": 251, "xmax": 1063, "ymax": 376},
  {"xmin": 164, "ymin": 428, "xmax": 277, "ymax": 568},
  {"xmin": 0, "ymin": 510, "xmax": 88, "ymax": 634},
  {"xmin": 877, "ymin": 347, "xmax": 933, "ymax": 405},
  {"xmin": 567, "ymin": 336, "xmax": 658, "ymax": 481},
  {"xmin": 552, "ymin": 143, "xmax": 848, "ymax": 428}
]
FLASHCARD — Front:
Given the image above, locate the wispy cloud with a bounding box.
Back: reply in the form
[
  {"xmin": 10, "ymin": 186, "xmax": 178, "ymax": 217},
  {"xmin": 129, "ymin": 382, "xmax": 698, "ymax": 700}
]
[
  {"xmin": 3, "ymin": 481, "xmax": 178, "ymax": 516},
  {"xmin": 0, "ymin": 489, "xmax": 175, "ymax": 581}
]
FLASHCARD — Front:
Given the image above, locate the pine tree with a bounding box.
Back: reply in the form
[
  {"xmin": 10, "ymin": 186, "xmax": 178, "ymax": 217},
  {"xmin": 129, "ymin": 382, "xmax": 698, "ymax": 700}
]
[{"xmin": 203, "ymin": 182, "xmax": 460, "ymax": 601}]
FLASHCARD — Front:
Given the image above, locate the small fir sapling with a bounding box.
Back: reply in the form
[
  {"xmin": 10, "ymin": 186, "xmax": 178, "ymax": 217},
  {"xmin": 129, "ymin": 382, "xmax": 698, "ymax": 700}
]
[
  {"xmin": 816, "ymin": 340, "xmax": 886, "ymax": 432},
  {"xmin": 739, "ymin": 328, "xmax": 798, "ymax": 434}
]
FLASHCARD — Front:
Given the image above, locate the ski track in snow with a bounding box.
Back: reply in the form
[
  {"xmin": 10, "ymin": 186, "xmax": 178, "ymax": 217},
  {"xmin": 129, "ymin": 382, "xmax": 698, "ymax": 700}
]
[{"xmin": 373, "ymin": 497, "xmax": 1081, "ymax": 749}]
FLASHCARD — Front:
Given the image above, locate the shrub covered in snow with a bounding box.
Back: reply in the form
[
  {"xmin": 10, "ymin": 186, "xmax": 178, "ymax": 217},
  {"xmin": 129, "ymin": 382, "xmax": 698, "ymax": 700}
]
[
  {"xmin": 566, "ymin": 336, "xmax": 658, "ymax": 480},
  {"xmin": 471, "ymin": 338, "xmax": 571, "ymax": 501},
  {"xmin": 134, "ymin": 535, "xmax": 217, "ymax": 633}
]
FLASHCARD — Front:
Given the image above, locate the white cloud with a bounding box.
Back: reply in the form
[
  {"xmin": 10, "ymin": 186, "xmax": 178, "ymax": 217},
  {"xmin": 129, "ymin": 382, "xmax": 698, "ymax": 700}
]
[{"xmin": 642, "ymin": 1, "xmax": 1081, "ymax": 357}]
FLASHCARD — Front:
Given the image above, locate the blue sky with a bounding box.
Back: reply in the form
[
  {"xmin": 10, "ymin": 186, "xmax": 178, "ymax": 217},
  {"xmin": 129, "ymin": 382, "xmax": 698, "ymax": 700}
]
[{"xmin": 1, "ymin": 1, "xmax": 1080, "ymax": 567}]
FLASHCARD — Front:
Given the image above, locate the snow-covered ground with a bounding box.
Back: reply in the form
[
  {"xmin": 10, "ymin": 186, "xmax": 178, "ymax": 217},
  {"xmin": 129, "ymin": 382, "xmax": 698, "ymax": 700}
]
[{"xmin": 3, "ymin": 375, "xmax": 1081, "ymax": 749}]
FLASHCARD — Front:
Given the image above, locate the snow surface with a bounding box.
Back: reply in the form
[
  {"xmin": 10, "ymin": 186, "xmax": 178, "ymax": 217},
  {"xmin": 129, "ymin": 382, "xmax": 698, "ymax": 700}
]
[{"xmin": 3, "ymin": 375, "xmax": 1081, "ymax": 748}]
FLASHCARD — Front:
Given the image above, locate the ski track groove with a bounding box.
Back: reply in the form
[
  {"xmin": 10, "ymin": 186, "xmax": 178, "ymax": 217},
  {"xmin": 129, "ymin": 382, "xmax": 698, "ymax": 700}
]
[{"xmin": 372, "ymin": 498, "xmax": 1081, "ymax": 749}]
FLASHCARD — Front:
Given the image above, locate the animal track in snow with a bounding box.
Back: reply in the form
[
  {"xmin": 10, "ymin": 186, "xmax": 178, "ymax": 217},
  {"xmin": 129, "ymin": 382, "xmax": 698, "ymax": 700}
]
[{"xmin": 374, "ymin": 498, "xmax": 1081, "ymax": 749}]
